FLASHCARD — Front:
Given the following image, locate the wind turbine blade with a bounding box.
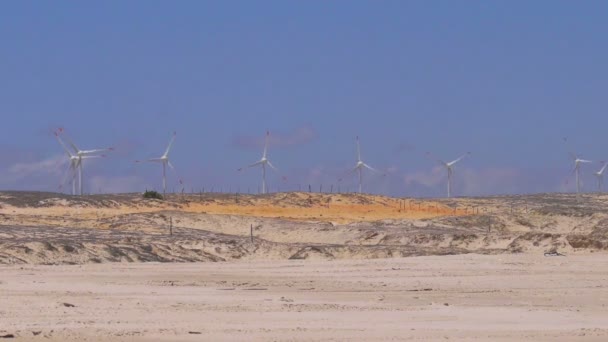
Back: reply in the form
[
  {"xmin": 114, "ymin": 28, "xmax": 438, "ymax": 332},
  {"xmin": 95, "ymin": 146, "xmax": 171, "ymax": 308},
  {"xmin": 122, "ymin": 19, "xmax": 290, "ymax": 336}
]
[
  {"xmin": 599, "ymin": 162, "xmax": 608, "ymax": 174},
  {"xmin": 363, "ymin": 163, "xmax": 379, "ymax": 173},
  {"xmin": 263, "ymin": 131, "xmax": 269, "ymax": 158},
  {"xmin": 163, "ymin": 131, "xmax": 177, "ymax": 157},
  {"xmin": 267, "ymin": 160, "xmax": 278, "ymax": 171},
  {"xmin": 580, "ymin": 159, "xmax": 593, "ymax": 163},
  {"xmin": 337, "ymin": 165, "xmax": 359, "ymax": 182},
  {"xmin": 425, "ymin": 151, "xmax": 447, "ymax": 166},
  {"xmin": 65, "ymin": 137, "xmax": 81, "ymax": 154},
  {"xmin": 569, "ymin": 164, "xmax": 577, "ymax": 176},
  {"xmin": 356, "ymin": 136, "xmax": 361, "ymax": 161},
  {"xmin": 54, "ymin": 132, "xmax": 74, "ymax": 158},
  {"xmin": 147, "ymin": 158, "xmax": 164, "ymax": 162},
  {"xmin": 58, "ymin": 161, "xmax": 76, "ymax": 190},
  {"xmin": 562, "ymin": 137, "xmax": 579, "ymax": 160},
  {"xmin": 339, "ymin": 165, "xmax": 359, "ymax": 181},
  {"xmin": 166, "ymin": 161, "xmax": 178, "ymax": 176},
  {"xmin": 448, "ymin": 152, "xmax": 471, "ymax": 166},
  {"xmin": 249, "ymin": 160, "xmax": 263, "ymax": 168},
  {"xmin": 238, "ymin": 160, "xmax": 262, "ymax": 171},
  {"xmin": 79, "ymin": 148, "xmax": 111, "ymax": 155}
]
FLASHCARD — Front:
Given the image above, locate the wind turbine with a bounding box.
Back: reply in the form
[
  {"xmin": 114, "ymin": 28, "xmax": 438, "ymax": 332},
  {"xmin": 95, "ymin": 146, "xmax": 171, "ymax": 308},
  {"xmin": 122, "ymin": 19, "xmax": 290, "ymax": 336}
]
[
  {"xmin": 136, "ymin": 131, "xmax": 177, "ymax": 195},
  {"xmin": 56, "ymin": 128, "xmax": 111, "ymax": 195},
  {"xmin": 427, "ymin": 152, "xmax": 470, "ymax": 198},
  {"xmin": 343, "ymin": 136, "xmax": 380, "ymax": 194},
  {"xmin": 238, "ymin": 131, "xmax": 277, "ymax": 194},
  {"xmin": 594, "ymin": 161, "xmax": 607, "ymax": 193},
  {"xmin": 564, "ymin": 138, "xmax": 592, "ymax": 194}
]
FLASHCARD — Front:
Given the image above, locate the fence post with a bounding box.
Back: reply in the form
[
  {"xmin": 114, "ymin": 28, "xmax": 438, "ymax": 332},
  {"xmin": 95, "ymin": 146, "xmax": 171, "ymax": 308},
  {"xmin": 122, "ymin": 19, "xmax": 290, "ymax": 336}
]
[
  {"xmin": 250, "ymin": 224, "xmax": 253, "ymax": 243},
  {"xmin": 169, "ymin": 217, "xmax": 173, "ymax": 236},
  {"xmin": 488, "ymin": 216, "xmax": 491, "ymax": 234}
]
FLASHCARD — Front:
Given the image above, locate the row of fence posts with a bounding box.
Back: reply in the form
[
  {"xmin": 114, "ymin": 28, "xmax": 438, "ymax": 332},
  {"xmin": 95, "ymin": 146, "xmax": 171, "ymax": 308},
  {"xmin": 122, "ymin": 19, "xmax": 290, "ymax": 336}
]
[
  {"xmin": 393, "ymin": 199, "xmax": 534, "ymax": 216},
  {"xmin": 169, "ymin": 190, "xmax": 534, "ymax": 218},
  {"xmin": 164, "ymin": 184, "xmax": 371, "ymax": 195}
]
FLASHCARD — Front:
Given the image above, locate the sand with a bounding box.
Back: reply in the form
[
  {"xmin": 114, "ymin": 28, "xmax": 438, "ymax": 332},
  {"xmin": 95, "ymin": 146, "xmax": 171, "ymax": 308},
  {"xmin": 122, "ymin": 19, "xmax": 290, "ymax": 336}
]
[
  {"xmin": 2, "ymin": 254, "xmax": 608, "ymax": 341},
  {"xmin": 2, "ymin": 191, "xmax": 608, "ymax": 340},
  {"xmin": 2, "ymin": 192, "xmax": 608, "ymax": 264}
]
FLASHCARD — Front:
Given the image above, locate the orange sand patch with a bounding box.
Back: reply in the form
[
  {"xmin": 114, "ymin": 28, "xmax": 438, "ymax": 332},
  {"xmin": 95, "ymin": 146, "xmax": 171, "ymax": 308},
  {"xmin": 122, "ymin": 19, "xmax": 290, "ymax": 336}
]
[
  {"xmin": 0, "ymin": 193, "xmax": 470, "ymax": 227},
  {"xmin": 185, "ymin": 200, "xmax": 467, "ymax": 224}
]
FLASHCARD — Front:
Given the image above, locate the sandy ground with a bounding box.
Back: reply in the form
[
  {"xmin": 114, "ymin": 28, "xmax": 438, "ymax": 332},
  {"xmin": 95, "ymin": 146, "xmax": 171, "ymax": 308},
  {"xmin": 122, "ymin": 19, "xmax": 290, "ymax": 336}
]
[
  {"xmin": 3, "ymin": 192, "xmax": 608, "ymax": 264},
  {"xmin": 2, "ymin": 254, "xmax": 608, "ymax": 341},
  {"xmin": 2, "ymin": 192, "xmax": 608, "ymax": 340}
]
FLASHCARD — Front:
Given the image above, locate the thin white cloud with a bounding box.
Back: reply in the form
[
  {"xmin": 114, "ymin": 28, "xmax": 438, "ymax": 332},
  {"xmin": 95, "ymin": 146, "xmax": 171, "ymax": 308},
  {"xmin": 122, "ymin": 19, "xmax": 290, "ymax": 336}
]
[{"xmin": 5, "ymin": 154, "xmax": 67, "ymax": 182}]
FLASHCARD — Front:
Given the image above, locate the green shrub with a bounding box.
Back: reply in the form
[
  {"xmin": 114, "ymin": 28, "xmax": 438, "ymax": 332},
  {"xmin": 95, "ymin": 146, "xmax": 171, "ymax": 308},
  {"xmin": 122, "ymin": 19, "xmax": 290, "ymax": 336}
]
[{"xmin": 143, "ymin": 190, "xmax": 163, "ymax": 200}]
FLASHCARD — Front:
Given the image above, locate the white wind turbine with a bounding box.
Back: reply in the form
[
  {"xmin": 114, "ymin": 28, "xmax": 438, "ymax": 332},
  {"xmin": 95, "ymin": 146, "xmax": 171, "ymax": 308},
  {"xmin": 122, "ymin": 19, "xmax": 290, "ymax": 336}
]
[
  {"xmin": 564, "ymin": 138, "xmax": 592, "ymax": 194},
  {"xmin": 55, "ymin": 131, "xmax": 101, "ymax": 195},
  {"xmin": 56, "ymin": 128, "xmax": 112, "ymax": 195},
  {"xmin": 343, "ymin": 136, "xmax": 380, "ymax": 194},
  {"xmin": 594, "ymin": 161, "xmax": 607, "ymax": 193},
  {"xmin": 427, "ymin": 152, "xmax": 471, "ymax": 198},
  {"xmin": 238, "ymin": 131, "xmax": 277, "ymax": 194},
  {"xmin": 136, "ymin": 131, "xmax": 177, "ymax": 195}
]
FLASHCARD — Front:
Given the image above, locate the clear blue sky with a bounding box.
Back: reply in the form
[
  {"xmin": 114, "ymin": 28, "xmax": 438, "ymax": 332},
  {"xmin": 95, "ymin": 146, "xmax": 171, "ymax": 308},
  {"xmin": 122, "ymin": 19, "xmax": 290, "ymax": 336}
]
[{"xmin": 1, "ymin": 1, "xmax": 607, "ymax": 196}]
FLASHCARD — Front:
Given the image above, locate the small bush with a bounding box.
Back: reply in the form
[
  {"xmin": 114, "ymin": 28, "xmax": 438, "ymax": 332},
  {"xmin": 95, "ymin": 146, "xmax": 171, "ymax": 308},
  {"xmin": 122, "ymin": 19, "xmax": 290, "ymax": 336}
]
[{"xmin": 143, "ymin": 190, "xmax": 163, "ymax": 200}]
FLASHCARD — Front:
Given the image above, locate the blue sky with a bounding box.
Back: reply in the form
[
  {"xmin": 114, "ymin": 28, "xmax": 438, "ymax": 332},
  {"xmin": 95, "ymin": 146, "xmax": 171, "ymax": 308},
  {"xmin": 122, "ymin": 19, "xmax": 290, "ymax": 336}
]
[{"xmin": 1, "ymin": 1, "xmax": 607, "ymax": 197}]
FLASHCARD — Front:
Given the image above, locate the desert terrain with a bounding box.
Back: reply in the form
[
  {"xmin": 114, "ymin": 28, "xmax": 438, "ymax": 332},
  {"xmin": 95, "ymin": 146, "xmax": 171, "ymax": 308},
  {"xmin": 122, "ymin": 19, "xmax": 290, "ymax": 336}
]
[{"xmin": 1, "ymin": 191, "xmax": 608, "ymax": 340}]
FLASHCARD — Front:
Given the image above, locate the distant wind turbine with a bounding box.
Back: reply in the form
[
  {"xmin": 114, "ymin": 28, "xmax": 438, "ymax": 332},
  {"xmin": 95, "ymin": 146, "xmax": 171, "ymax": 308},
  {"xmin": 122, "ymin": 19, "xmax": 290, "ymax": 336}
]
[
  {"xmin": 564, "ymin": 138, "xmax": 592, "ymax": 194},
  {"xmin": 427, "ymin": 152, "xmax": 471, "ymax": 198},
  {"xmin": 238, "ymin": 131, "xmax": 277, "ymax": 194},
  {"xmin": 594, "ymin": 161, "xmax": 607, "ymax": 193},
  {"xmin": 56, "ymin": 128, "xmax": 112, "ymax": 195},
  {"xmin": 342, "ymin": 136, "xmax": 381, "ymax": 194},
  {"xmin": 136, "ymin": 131, "xmax": 177, "ymax": 195},
  {"xmin": 55, "ymin": 130, "xmax": 101, "ymax": 195}
]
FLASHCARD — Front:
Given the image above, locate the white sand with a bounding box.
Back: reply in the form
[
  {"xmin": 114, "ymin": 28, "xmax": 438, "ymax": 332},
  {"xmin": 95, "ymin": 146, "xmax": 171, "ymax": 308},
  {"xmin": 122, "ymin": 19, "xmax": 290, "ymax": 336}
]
[{"xmin": 2, "ymin": 253, "xmax": 608, "ymax": 341}]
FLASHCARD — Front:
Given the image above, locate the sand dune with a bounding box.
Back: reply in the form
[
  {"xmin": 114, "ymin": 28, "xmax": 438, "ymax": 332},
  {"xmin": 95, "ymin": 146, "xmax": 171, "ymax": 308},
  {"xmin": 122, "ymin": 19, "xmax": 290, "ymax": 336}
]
[{"xmin": 1, "ymin": 191, "xmax": 608, "ymax": 264}]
